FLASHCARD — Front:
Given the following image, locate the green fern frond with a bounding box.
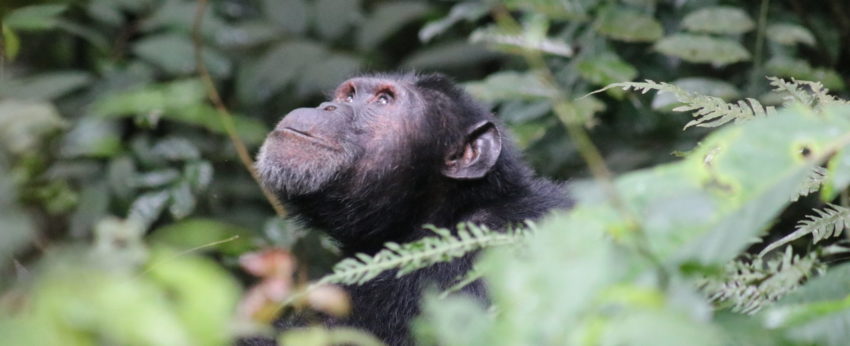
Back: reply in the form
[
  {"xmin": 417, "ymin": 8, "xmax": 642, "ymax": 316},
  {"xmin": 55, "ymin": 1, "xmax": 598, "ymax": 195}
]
[
  {"xmin": 759, "ymin": 203, "xmax": 850, "ymax": 257},
  {"xmin": 592, "ymin": 80, "xmax": 775, "ymax": 129},
  {"xmin": 792, "ymin": 166, "xmax": 828, "ymax": 201},
  {"xmin": 701, "ymin": 247, "xmax": 823, "ymax": 314},
  {"xmin": 768, "ymin": 77, "xmax": 849, "ymax": 109},
  {"xmin": 318, "ymin": 223, "xmax": 530, "ymax": 286}
]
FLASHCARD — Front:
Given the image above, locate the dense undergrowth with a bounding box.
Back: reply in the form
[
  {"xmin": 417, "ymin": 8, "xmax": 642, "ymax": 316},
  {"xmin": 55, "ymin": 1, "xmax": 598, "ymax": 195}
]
[{"xmin": 4, "ymin": 1, "xmax": 850, "ymax": 345}]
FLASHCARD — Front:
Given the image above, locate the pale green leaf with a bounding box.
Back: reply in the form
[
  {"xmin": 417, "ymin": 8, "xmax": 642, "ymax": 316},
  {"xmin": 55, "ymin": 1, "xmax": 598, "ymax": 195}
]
[
  {"xmin": 133, "ymin": 34, "xmax": 231, "ymax": 78},
  {"xmin": 0, "ymin": 71, "xmax": 92, "ymax": 100},
  {"xmin": 682, "ymin": 6, "xmax": 755, "ymax": 34},
  {"xmin": 594, "ymin": 8, "xmax": 663, "ymax": 42},
  {"xmin": 577, "ymin": 53, "xmax": 638, "ymax": 86},
  {"xmin": 357, "ymin": 2, "xmax": 430, "ymax": 50},
  {"xmin": 464, "ymin": 71, "xmax": 558, "ymax": 102},
  {"xmin": 767, "ymin": 23, "xmax": 816, "ymax": 46},
  {"xmin": 0, "ymin": 100, "xmax": 67, "ymax": 155},
  {"xmin": 2, "ymin": 4, "xmax": 68, "ymax": 31},
  {"xmin": 420, "ymin": 2, "xmax": 491, "ymax": 42},
  {"xmin": 655, "ymin": 34, "xmax": 750, "ymax": 66}
]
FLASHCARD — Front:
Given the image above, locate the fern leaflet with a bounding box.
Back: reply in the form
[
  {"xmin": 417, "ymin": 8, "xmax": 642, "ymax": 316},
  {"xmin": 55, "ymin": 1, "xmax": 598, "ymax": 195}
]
[
  {"xmin": 317, "ymin": 223, "xmax": 530, "ymax": 286},
  {"xmin": 759, "ymin": 203, "xmax": 850, "ymax": 256},
  {"xmin": 590, "ymin": 80, "xmax": 775, "ymax": 129}
]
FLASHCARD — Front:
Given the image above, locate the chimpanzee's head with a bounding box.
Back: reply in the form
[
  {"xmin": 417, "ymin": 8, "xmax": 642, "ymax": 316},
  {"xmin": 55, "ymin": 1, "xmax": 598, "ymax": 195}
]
[{"xmin": 256, "ymin": 73, "xmax": 502, "ymax": 199}]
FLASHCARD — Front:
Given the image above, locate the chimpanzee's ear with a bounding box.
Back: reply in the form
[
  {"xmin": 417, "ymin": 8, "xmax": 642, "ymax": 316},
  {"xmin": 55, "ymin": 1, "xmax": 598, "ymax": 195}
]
[{"xmin": 442, "ymin": 121, "xmax": 502, "ymax": 179}]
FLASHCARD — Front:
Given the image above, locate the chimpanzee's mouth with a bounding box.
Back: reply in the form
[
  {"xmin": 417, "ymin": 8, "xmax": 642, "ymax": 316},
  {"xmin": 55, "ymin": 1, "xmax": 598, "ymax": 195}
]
[{"xmin": 279, "ymin": 127, "xmax": 341, "ymax": 151}]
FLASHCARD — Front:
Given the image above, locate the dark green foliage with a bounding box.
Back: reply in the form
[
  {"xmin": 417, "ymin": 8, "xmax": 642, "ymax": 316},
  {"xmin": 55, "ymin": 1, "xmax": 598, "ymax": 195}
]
[{"xmin": 4, "ymin": 1, "xmax": 850, "ymax": 345}]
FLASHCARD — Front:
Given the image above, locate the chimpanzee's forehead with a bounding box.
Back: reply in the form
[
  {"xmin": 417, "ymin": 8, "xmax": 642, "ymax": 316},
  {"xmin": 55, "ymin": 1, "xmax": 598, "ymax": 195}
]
[{"xmin": 337, "ymin": 76, "xmax": 415, "ymax": 91}]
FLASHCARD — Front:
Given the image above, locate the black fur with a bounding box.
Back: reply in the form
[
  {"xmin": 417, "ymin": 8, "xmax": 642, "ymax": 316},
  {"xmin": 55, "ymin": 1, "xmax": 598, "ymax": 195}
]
[{"xmin": 249, "ymin": 73, "xmax": 571, "ymax": 345}]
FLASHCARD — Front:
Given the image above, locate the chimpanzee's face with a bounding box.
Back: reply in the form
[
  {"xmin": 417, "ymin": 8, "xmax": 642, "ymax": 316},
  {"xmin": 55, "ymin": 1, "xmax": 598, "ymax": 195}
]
[{"xmin": 256, "ymin": 77, "xmax": 426, "ymax": 197}]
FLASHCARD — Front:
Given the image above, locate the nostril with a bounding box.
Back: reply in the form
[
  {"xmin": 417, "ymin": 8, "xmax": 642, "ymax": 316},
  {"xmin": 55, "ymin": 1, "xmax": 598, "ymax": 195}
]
[{"xmin": 323, "ymin": 105, "xmax": 337, "ymax": 111}]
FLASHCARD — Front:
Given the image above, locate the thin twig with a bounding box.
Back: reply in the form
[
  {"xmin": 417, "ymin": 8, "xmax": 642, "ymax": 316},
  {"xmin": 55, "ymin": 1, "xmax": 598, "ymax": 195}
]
[
  {"xmin": 748, "ymin": 0, "xmax": 770, "ymax": 95},
  {"xmin": 192, "ymin": 0, "xmax": 286, "ymax": 216},
  {"xmin": 490, "ymin": 6, "xmax": 668, "ymax": 287},
  {"xmin": 141, "ymin": 235, "xmax": 240, "ymax": 275}
]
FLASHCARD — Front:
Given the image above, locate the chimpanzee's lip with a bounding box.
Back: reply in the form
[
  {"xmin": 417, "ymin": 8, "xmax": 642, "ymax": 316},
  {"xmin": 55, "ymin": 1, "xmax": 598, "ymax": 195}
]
[{"xmin": 277, "ymin": 127, "xmax": 341, "ymax": 151}]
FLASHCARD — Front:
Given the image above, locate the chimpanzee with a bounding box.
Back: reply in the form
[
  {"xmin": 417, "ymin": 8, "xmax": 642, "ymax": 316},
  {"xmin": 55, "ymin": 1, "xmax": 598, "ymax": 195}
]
[{"xmin": 250, "ymin": 72, "xmax": 571, "ymax": 345}]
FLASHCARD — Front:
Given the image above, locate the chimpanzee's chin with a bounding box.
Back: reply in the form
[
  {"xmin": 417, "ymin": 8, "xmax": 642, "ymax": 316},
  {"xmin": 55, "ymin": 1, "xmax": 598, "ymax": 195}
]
[{"xmin": 255, "ymin": 143, "xmax": 346, "ymax": 198}]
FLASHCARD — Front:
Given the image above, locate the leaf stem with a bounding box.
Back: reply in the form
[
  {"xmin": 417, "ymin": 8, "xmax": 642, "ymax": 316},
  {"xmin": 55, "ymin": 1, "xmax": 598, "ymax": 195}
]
[{"xmin": 192, "ymin": 0, "xmax": 286, "ymax": 217}]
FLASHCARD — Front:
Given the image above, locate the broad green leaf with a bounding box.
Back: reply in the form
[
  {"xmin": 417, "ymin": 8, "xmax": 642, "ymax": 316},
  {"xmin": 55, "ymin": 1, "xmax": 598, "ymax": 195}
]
[
  {"xmin": 58, "ymin": 118, "xmax": 123, "ymax": 158},
  {"xmin": 502, "ymin": 0, "xmax": 589, "ymax": 20},
  {"xmin": 766, "ymin": 57, "xmax": 845, "ymax": 91},
  {"xmin": 470, "ymin": 25, "xmax": 573, "ymax": 57},
  {"xmin": 824, "ymin": 148, "xmax": 850, "ymax": 200},
  {"xmin": 144, "ymin": 249, "xmax": 240, "ymax": 346},
  {"xmin": 465, "ymin": 71, "xmax": 558, "ymax": 102},
  {"xmin": 2, "ymin": 4, "xmax": 67, "ymax": 31},
  {"xmin": 128, "ymin": 190, "xmax": 170, "ymax": 230},
  {"xmin": 655, "ymin": 34, "xmax": 750, "ymax": 66},
  {"xmin": 420, "ymin": 2, "xmax": 491, "ymax": 42},
  {"xmin": 767, "ymin": 23, "xmax": 816, "ymax": 46},
  {"xmin": 237, "ymin": 41, "xmax": 329, "ymax": 104},
  {"xmin": 151, "ymin": 218, "xmax": 255, "ymax": 255},
  {"xmin": 93, "ymin": 80, "xmax": 268, "ymax": 144},
  {"xmin": 594, "ymin": 8, "xmax": 663, "ymax": 42},
  {"xmin": 132, "ymin": 34, "xmax": 231, "ymax": 78},
  {"xmin": 168, "ymin": 181, "xmax": 196, "ymax": 219},
  {"xmin": 151, "ymin": 137, "xmax": 201, "ymax": 161},
  {"xmin": 295, "ymin": 53, "xmax": 362, "ymax": 98},
  {"xmin": 681, "ymin": 6, "xmax": 755, "ymax": 34},
  {"xmin": 0, "ymin": 172, "xmax": 34, "ymax": 260},
  {"xmin": 402, "ymin": 41, "xmax": 500, "ymax": 69},
  {"xmin": 1, "ymin": 25, "xmax": 19, "ymax": 60},
  {"xmin": 652, "ymin": 78, "xmax": 741, "ymax": 111},
  {"xmin": 263, "ymin": 0, "xmax": 309, "ymax": 34},
  {"xmin": 577, "ymin": 53, "xmax": 638, "ymax": 86},
  {"xmin": 315, "ymin": 0, "xmax": 363, "ymax": 40},
  {"xmin": 130, "ymin": 169, "xmax": 181, "ymax": 189},
  {"xmin": 0, "ymin": 71, "xmax": 92, "ymax": 100},
  {"xmin": 763, "ymin": 264, "xmax": 850, "ymax": 346},
  {"xmin": 0, "ymin": 100, "xmax": 67, "ymax": 155},
  {"xmin": 184, "ymin": 161, "xmax": 213, "ymax": 191},
  {"xmin": 141, "ymin": 0, "xmax": 227, "ymax": 39},
  {"xmin": 279, "ymin": 327, "xmax": 384, "ymax": 346},
  {"xmin": 357, "ymin": 2, "xmax": 430, "ymax": 50}
]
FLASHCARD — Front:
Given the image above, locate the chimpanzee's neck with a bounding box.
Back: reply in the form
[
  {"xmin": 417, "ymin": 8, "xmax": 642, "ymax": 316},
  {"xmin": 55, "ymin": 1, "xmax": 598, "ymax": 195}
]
[{"xmin": 288, "ymin": 157, "xmax": 571, "ymax": 256}]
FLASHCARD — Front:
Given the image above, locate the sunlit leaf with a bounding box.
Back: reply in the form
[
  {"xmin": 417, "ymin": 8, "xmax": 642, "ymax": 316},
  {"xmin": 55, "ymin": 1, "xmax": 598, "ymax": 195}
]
[
  {"xmin": 133, "ymin": 34, "xmax": 231, "ymax": 78},
  {"xmin": 594, "ymin": 8, "xmax": 663, "ymax": 42},
  {"xmin": 402, "ymin": 41, "xmax": 500, "ymax": 69},
  {"xmin": 465, "ymin": 71, "xmax": 558, "ymax": 102},
  {"xmin": 2, "ymin": 4, "xmax": 67, "ymax": 31},
  {"xmin": 128, "ymin": 190, "xmax": 170, "ymax": 229},
  {"xmin": 1, "ymin": 25, "xmax": 20, "ymax": 60},
  {"xmin": 0, "ymin": 100, "xmax": 67, "ymax": 155},
  {"xmin": 655, "ymin": 34, "xmax": 750, "ymax": 66},
  {"xmin": 168, "ymin": 181, "xmax": 196, "ymax": 219},
  {"xmin": 420, "ymin": 2, "xmax": 491, "ymax": 42},
  {"xmin": 765, "ymin": 57, "xmax": 845, "ymax": 91},
  {"xmin": 151, "ymin": 218, "xmax": 254, "ymax": 255},
  {"xmin": 681, "ymin": 6, "xmax": 755, "ymax": 34},
  {"xmin": 577, "ymin": 53, "xmax": 638, "ymax": 86},
  {"xmin": 767, "ymin": 23, "xmax": 816, "ymax": 46}
]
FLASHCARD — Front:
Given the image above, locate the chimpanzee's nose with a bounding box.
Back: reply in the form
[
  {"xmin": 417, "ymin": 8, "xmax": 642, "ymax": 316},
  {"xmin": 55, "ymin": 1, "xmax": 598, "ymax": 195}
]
[{"xmin": 319, "ymin": 102, "xmax": 337, "ymax": 112}]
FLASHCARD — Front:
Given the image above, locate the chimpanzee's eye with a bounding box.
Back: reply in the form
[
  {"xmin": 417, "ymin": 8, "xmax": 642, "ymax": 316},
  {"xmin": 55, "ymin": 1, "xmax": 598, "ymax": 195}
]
[
  {"xmin": 344, "ymin": 91, "xmax": 355, "ymax": 103},
  {"xmin": 376, "ymin": 92, "xmax": 392, "ymax": 105}
]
